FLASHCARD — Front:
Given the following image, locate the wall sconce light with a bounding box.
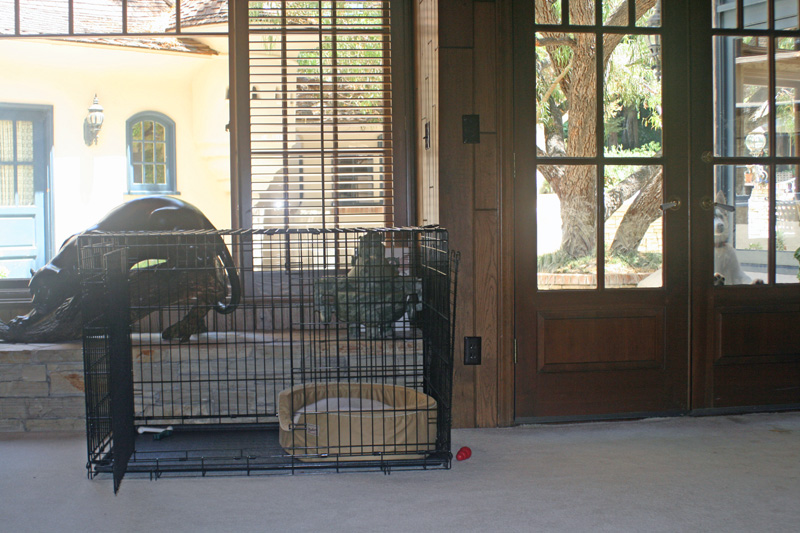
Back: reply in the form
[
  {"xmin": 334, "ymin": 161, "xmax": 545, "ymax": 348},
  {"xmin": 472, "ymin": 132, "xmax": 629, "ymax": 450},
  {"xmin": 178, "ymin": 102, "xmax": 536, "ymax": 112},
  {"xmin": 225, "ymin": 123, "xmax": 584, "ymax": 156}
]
[{"xmin": 84, "ymin": 95, "xmax": 104, "ymax": 146}]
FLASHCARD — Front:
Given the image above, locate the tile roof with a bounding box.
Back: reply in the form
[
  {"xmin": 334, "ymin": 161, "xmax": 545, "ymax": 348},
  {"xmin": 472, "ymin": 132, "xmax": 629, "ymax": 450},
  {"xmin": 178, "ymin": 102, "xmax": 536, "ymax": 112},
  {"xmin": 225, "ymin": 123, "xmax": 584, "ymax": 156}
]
[
  {"xmin": 57, "ymin": 35, "xmax": 218, "ymax": 55},
  {"xmin": 0, "ymin": 0, "xmax": 226, "ymax": 54},
  {"xmin": 171, "ymin": 0, "xmax": 228, "ymax": 29}
]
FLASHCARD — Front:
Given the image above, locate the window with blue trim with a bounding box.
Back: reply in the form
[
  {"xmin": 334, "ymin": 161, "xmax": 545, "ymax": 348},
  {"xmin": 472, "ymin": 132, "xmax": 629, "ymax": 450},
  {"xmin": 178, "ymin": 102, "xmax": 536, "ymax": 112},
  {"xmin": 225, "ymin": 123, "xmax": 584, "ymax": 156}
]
[{"xmin": 127, "ymin": 112, "xmax": 176, "ymax": 193}]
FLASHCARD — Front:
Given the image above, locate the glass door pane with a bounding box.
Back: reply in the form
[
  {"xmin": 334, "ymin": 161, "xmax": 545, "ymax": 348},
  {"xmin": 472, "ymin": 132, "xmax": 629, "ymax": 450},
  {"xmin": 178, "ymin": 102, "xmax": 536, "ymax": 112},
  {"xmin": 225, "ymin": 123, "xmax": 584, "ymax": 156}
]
[
  {"xmin": 533, "ymin": 2, "xmax": 664, "ymax": 291},
  {"xmin": 712, "ymin": 0, "xmax": 800, "ymax": 285}
]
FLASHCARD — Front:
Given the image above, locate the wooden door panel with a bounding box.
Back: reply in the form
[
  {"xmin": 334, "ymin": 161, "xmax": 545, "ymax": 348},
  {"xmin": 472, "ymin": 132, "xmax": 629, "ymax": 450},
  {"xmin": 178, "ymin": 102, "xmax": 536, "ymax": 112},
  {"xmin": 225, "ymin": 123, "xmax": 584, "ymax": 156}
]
[
  {"xmin": 711, "ymin": 305, "xmax": 800, "ymax": 407},
  {"xmin": 715, "ymin": 306, "xmax": 800, "ymax": 364},
  {"xmin": 713, "ymin": 365, "xmax": 800, "ymax": 407},
  {"xmin": 537, "ymin": 309, "xmax": 664, "ymax": 373},
  {"xmin": 521, "ymin": 368, "xmax": 679, "ymax": 418}
]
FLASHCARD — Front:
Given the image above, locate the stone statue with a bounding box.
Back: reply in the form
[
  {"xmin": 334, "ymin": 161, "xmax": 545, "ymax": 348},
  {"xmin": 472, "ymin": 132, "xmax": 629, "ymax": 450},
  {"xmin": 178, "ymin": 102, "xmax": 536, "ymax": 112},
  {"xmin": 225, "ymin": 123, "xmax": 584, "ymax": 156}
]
[
  {"xmin": 314, "ymin": 232, "xmax": 422, "ymax": 338},
  {"xmin": 0, "ymin": 196, "xmax": 240, "ymax": 343}
]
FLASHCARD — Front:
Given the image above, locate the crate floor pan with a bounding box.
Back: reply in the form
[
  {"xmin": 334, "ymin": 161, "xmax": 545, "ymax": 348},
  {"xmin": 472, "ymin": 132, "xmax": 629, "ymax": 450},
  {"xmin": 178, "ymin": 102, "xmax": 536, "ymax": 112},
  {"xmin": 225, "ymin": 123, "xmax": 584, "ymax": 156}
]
[{"xmin": 89, "ymin": 425, "xmax": 451, "ymax": 479}]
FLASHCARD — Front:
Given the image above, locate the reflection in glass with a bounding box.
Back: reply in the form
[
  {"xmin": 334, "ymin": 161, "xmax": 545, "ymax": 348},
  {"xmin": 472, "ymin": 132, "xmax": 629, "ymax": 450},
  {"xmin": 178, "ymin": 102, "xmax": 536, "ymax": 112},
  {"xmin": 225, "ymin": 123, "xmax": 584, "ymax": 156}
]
[
  {"xmin": 776, "ymin": 164, "xmax": 800, "ymax": 284},
  {"xmin": 714, "ymin": 165, "xmax": 768, "ymax": 285},
  {"xmin": 536, "ymin": 32, "xmax": 597, "ymax": 157},
  {"xmin": 775, "ymin": 38, "xmax": 800, "ymax": 157},
  {"xmin": 778, "ymin": 0, "xmax": 799, "ymax": 31},
  {"xmin": 712, "ymin": 0, "xmax": 737, "ymax": 30},
  {"xmin": 537, "ymin": 165, "xmax": 597, "ymax": 290},
  {"xmin": 712, "ymin": 0, "xmax": 767, "ymax": 29},
  {"xmin": 604, "ymin": 166, "xmax": 663, "ymax": 288},
  {"xmin": 604, "ymin": 34, "xmax": 662, "ymax": 156},
  {"xmin": 714, "ymin": 36, "xmax": 771, "ymax": 157}
]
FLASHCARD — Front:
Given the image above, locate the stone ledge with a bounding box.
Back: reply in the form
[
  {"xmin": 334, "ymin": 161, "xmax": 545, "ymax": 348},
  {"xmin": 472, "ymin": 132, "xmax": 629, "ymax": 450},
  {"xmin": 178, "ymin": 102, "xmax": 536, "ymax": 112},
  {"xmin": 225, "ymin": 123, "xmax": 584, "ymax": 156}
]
[{"xmin": 0, "ymin": 342, "xmax": 85, "ymax": 432}]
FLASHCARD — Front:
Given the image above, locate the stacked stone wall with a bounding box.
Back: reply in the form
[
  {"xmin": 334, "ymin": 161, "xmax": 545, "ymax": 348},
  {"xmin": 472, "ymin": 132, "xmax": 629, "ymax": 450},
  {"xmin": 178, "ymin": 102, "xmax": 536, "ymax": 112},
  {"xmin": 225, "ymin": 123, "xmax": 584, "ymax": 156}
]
[{"xmin": 0, "ymin": 342, "xmax": 85, "ymax": 431}]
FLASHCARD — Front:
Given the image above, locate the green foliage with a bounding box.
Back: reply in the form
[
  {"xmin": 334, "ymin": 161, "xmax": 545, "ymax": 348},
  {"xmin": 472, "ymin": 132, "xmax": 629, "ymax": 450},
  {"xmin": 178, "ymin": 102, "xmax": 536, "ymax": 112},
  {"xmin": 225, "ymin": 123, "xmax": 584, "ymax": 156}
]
[
  {"xmin": 249, "ymin": 1, "xmax": 385, "ymax": 26},
  {"xmin": 609, "ymin": 251, "xmax": 662, "ymax": 272},
  {"xmin": 536, "ymin": 1, "xmax": 662, "ymax": 154},
  {"xmin": 0, "ymin": 266, "xmax": 8, "ymax": 279},
  {"xmin": 538, "ymin": 250, "xmax": 662, "ymax": 274},
  {"xmin": 603, "ymin": 142, "xmax": 662, "ymax": 186},
  {"xmin": 604, "ymin": 35, "xmax": 662, "ymax": 131},
  {"xmin": 604, "ymin": 141, "xmax": 661, "ymax": 158}
]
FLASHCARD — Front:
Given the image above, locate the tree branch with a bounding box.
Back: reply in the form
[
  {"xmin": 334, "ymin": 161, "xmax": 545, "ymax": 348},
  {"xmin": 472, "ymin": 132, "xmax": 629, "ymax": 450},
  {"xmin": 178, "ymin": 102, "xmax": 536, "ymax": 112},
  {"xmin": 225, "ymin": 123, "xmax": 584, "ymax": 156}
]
[
  {"xmin": 604, "ymin": 159, "xmax": 661, "ymax": 221},
  {"xmin": 535, "ymin": 36, "xmax": 577, "ymax": 49},
  {"xmin": 540, "ymin": 56, "xmax": 574, "ymax": 113},
  {"xmin": 603, "ymin": 0, "xmax": 658, "ymax": 66}
]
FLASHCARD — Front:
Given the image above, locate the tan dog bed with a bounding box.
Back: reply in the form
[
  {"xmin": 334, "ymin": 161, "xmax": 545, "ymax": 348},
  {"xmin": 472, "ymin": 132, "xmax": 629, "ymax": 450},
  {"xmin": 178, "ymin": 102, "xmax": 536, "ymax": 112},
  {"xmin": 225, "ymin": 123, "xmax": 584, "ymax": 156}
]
[{"xmin": 278, "ymin": 382, "xmax": 438, "ymax": 461}]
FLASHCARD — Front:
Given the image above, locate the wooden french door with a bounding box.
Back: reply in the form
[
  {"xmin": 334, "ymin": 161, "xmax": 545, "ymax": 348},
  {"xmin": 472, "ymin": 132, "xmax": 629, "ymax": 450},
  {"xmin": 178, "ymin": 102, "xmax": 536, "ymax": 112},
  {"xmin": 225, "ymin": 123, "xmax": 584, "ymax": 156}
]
[
  {"xmin": 514, "ymin": 0, "xmax": 800, "ymax": 421},
  {"xmin": 513, "ymin": 0, "xmax": 691, "ymax": 420},
  {"xmin": 690, "ymin": 0, "xmax": 800, "ymax": 411}
]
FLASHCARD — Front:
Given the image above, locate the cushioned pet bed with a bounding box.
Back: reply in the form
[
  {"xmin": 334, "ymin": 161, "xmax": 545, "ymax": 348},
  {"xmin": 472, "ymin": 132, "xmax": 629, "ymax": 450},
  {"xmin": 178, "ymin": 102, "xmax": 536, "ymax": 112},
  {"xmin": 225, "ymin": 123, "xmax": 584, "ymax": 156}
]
[{"xmin": 278, "ymin": 382, "xmax": 438, "ymax": 461}]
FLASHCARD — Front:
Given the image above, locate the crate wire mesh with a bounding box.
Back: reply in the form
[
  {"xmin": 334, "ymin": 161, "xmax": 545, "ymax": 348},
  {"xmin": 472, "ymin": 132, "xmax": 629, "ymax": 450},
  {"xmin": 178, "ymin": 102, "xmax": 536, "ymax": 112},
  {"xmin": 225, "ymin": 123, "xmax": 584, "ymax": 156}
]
[{"xmin": 80, "ymin": 228, "xmax": 457, "ymax": 484}]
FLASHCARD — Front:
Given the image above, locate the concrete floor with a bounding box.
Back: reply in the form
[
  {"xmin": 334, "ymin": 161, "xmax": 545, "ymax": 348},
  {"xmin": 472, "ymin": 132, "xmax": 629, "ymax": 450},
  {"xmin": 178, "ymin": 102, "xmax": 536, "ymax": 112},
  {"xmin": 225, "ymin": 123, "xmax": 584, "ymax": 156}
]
[{"xmin": 1, "ymin": 412, "xmax": 799, "ymax": 532}]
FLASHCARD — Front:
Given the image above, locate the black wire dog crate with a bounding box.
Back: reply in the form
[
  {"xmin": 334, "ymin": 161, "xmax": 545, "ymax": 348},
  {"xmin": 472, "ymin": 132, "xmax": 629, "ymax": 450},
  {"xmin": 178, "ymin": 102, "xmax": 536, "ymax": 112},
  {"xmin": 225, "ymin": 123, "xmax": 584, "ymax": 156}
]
[{"xmin": 79, "ymin": 227, "xmax": 457, "ymax": 491}]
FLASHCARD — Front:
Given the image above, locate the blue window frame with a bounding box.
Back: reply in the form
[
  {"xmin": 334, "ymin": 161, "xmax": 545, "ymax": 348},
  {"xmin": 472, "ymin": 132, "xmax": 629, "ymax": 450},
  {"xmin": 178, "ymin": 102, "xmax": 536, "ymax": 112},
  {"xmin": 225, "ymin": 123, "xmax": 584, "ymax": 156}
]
[{"xmin": 126, "ymin": 111, "xmax": 176, "ymax": 194}]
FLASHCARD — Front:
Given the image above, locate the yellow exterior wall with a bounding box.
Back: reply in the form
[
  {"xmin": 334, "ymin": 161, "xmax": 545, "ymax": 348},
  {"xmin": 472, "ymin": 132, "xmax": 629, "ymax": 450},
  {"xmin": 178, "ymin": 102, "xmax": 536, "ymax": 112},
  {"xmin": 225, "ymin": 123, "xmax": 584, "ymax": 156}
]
[{"xmin": 0, "ymin": 38, "xmax": 231, "ymax": 248}]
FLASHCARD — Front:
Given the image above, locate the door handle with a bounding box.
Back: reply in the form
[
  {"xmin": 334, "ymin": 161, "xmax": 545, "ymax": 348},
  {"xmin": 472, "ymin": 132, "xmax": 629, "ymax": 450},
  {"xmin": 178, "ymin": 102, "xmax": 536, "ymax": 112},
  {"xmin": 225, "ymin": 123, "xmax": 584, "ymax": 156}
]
[
  {"xmin": 660, "ymin": 196, "xmax": 681, "ymax": 212},
  {"xmin": 700, "ymin": 197, "xmax": 735, "ymax": 211}
]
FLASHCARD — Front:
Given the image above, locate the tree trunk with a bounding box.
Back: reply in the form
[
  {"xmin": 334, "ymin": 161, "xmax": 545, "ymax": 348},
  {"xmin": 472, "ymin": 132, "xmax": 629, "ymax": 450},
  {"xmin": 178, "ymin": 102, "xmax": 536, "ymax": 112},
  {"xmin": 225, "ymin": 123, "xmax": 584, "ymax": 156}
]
[
  {"xmin": 623, "ymin": 106, "xmax": 639, "ymax": 149},
  {"xmin": 534, "ymin": 0, "xmax": 660, "ymax": 259},
  {"xmin": 559, "ymin": 166, "xmax": 597, "ymax": 258},
  {"xmin": 609, "ymin": 168, "xmax": 663, "ymax": 254}
]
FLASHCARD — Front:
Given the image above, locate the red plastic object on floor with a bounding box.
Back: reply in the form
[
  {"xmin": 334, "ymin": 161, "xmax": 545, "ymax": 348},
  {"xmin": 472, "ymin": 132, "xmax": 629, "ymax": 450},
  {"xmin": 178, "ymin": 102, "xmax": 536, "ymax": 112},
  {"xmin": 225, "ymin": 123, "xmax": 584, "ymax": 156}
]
[{"xmin": 456, "ymin": 446, "xmax": 472, "ymax": 461}]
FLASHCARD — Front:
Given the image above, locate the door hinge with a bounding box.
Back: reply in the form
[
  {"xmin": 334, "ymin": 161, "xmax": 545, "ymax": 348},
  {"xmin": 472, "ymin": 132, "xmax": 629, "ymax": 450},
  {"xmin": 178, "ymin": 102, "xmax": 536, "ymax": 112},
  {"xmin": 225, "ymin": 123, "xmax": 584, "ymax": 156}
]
[{"xmin": 514, "ymin": 338, "xmax": 518, "ymax": 364}]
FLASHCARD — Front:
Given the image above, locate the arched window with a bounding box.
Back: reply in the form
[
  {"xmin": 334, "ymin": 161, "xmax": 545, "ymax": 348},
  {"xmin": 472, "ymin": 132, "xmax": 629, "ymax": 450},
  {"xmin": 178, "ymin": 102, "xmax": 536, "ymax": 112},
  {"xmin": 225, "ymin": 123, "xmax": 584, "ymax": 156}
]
[{"xmin": 126, "ymin": 112, "xmax": 176, "ymax": 194}]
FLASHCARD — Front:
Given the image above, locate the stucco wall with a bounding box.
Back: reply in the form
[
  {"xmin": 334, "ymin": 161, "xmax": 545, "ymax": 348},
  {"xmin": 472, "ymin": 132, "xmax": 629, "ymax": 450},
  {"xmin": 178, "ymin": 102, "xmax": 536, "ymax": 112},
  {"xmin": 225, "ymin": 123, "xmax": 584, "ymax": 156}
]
[{"xmin": 0, "ymin": 39, "xmax": 232, "ymax": 252}]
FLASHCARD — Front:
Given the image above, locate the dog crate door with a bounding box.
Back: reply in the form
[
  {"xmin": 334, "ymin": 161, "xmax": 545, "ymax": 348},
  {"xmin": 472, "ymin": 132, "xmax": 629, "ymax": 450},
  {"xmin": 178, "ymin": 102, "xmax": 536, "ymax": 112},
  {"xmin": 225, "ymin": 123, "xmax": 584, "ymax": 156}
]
[
  {"xmin": 106, "ymin": 250, "xmax": 135, "ymax": 493},
  {"xmin": 83, "ymin": 247, "xmax": 135, "ymax": 493}
]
